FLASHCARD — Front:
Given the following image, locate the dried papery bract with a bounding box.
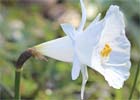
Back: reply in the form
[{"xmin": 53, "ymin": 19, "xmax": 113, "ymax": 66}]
[
  {"xmin": 16, "ymin": 48, "xmax": 47, "ymax": 69},
  {"xmin": 28, "ymin": 48, "xmax": 48, "ymax": 61}
]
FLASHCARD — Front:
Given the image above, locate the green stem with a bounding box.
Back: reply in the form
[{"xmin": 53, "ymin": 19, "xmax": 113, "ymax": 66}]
[
  {"xmin": 128, "ymin": 62, "xmax": 140, "ymax": 100},
  {"xmin": 15, "ymin": 50, "xmax": 32, "ymax": 100},
  {"xmin": 15, "ymin": 70, "xmax": 22, "ymax": 100}
]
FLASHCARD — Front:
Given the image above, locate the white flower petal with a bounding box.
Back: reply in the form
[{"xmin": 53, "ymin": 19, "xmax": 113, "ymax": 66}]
[
  {"xmin": 94, "ymin": 13, "xmax": 101, "ymax": 22},
  {"xmin": 99, "ymin": 4, "xmax": 131, "ymax": 78},
  {"xmin": 99, "ymin": 5, "xmax": 125, "ymax": 44},
  {"xmin": 91, "ymin": 54, "xmax": 130, "ymax": 89},
  {"xmin": 85, "ymin": 13, "xmax": 101, "ymax": 31},
  {"xmin": 76, "ymin": 20, "xmax": 105, "ymax": 66},
  {"xmin": 109, "ymin": 32, "xmax": 130, "ymax": 64},
  {"xmin": 72, "ymin": 55, "xmax": 81, "ymax": 80},
  {"xmin": 103, "ymin": 62, "xmax": 130, "ymax": 89},
  {"xmin": 81, "ymin": 65, "xmax": 88, "ymax": 100},
  {"xmin": 103, "ymin": 35, "xmax": 131, "ymax": 88},
  {"xmin": 105, "ymin": 5, "xmax": 125, "ymax": 28},
  {"xmin": 77, "ymin": 0, "xmax": 87, "ymax": 31},
  {"xmin": 91, "ymin": 5, "xmax": 131, "ymax": 89},
  {"xmin": 91, "ymin": 4, "xmax": 131, "ymax": 71},
  {"xmin": 35, "ymin": 36, "xmax": 74, "ymax": 62},
  {"xmin": 61, "ymin": 23, "xmax": 76, "ymax": 41}
]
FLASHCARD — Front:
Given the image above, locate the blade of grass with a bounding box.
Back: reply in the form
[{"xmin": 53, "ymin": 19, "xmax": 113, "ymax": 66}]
[{"xmin": 128, "ymin": 62, "xmax": 140, "ymax": 100}]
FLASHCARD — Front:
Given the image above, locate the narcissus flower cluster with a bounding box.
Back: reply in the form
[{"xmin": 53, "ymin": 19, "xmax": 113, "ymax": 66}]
[{"xmin": 32, "ymin": 0, "xmax": 131, "ymax": 99}]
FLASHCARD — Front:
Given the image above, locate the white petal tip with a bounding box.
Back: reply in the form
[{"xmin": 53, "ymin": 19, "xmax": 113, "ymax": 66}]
[
  {"xmin": 72, "ymin": 76, "xmax": 77, "ymax": 80},
  {"xmin": 60, "ymin": 23, "xmax": 66, "ymax": 26},
  {"xmin": 110, "ymin": 5, "xmax": 119, "ymax": 9},
  {"xmin": 60, "ymin": 23, "xmax": 75, "ymax": 39},
  {"xmin": 71, "ymin": 72, "xmax": 80, "ymax": 80},
  {"xmin": 71, "ymin": 70, "xmax": 80, "ymax": 80},
  {"xmin": 60, "ymin": 23, "xmax": 68, "ymax": 28}
]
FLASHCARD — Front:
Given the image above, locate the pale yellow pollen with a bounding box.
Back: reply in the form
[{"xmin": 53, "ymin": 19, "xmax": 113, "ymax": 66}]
[{"xmin": 100, "ymin": 43, "xmax": 112, "ymax": 57}]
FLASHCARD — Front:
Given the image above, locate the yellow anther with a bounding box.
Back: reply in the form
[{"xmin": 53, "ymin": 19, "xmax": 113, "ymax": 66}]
[{"xmin": 100, "ymin": 43, "xmax": 112, "ymax": 58}]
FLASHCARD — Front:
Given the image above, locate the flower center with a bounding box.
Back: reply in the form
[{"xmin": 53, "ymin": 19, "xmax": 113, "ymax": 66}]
[{"xmin": 100, "ymin": 43, "xmax": 112, "ymax": 58}]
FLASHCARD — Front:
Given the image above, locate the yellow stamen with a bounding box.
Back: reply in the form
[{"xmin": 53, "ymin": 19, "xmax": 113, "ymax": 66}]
[{"xmin": 100, "ymin": 43, "xmax": 112, "ymax": 57}]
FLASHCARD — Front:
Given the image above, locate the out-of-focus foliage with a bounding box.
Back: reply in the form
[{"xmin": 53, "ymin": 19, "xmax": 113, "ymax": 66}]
[{"xmin": 0, "ymin": 0, "xmax": 139, "ymax": 100}]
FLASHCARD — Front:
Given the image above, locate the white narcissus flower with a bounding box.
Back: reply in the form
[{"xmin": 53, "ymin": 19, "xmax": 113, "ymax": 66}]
[{"xmin": 32, "ymin": 0, "xmax": 131, "ymax": 99}]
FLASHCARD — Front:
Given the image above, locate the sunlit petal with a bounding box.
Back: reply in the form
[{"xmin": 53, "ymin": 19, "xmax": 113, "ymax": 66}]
[{"xmin": 34, "ymin": 36, "xmax": 74, "ymax": 62}]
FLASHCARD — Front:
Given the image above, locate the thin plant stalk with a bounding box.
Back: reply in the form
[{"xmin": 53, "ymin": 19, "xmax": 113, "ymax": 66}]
[
  {"xmin": 15, "ymin": 70, "xmax": 22, "ymax": 100},
  {"xmin": 15, "ymin": 50, "xmax": 32, "ymax": 100},
  {"xmin": 128, "ymin": 62, "xmax": 140, "ymax": 100}
]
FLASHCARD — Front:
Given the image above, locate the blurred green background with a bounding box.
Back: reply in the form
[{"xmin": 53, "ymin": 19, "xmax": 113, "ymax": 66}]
[{"xmin": 0, "ymin": 0, "xmax": 139, "ymax": 100}]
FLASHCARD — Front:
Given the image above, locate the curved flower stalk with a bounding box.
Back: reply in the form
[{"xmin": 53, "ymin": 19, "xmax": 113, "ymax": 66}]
[{"xmin": 31, "ymin": 0, "xmax": 131, "ymax": 99}]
